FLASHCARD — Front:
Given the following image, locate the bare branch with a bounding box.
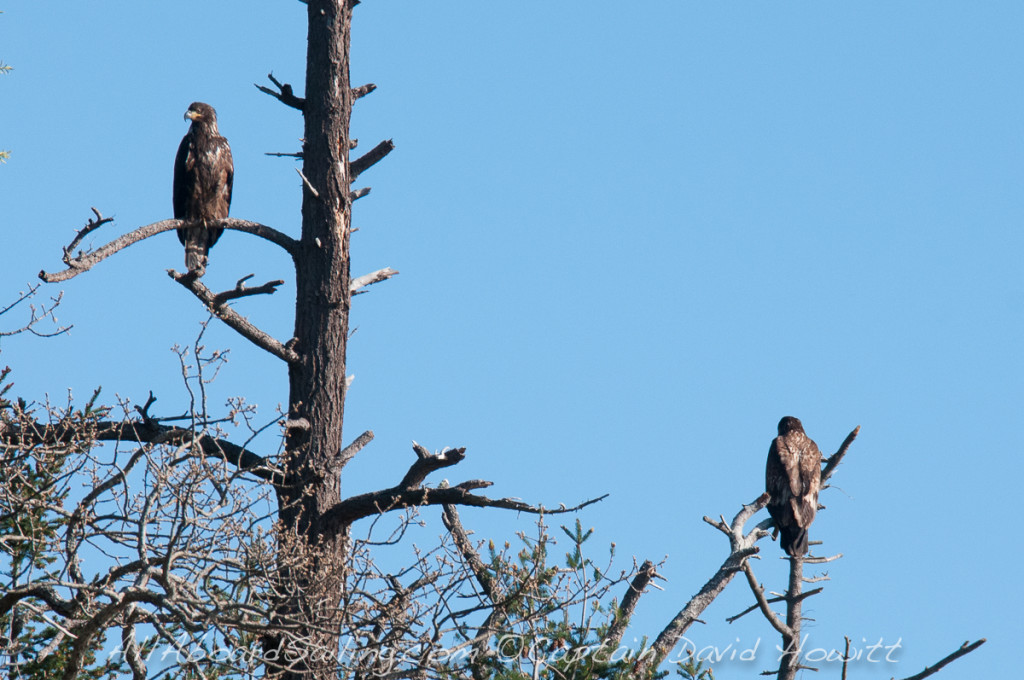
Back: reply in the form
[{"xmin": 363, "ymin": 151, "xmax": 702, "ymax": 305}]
[
  {"xmin": 633, "ymin": 494, "xmax": 767, "ymax": 676},
  {"xmin": 324, "ymin": 483, "xmax": 608, "ymax": 528},
  {"xmin": 441, "ymin": 505, "xmax": 501, "ymax": 602},
  {"xmin": 62, "ymin": 206, "xmax": 113, "ymax": 261},
  {"xmin": 352, "ymin": 83, "xmax": 376, "ymax": 99},
  {"xmin": 350, "ymin": 267, "xmax": 398, "ymax": 294},
  {"xmin": 822, "ymin": 425, "xmax": 860, "ymax": 484},
  {"xmin": 897, "ymin": 639, "xmax": 987, "ymax": 680},
  {"xmin": 349, "ymin": 187, "xmax": 371, "ymax": 202},
  {"xmin": 39, "ymin": 214, "xmax": 298, "ymax": 282},
  {"xmin": 168, "ymin": 270, "xmax": 300, "ymax": 364},
  {"xmin": 255, "ymin": 72, "xmax": 305, "ymax": 111},
  {"xmin": 1, "ymin": 416, "xmax": 281, "ymax": 483},
  {"xmin": 213, "ymin": 276, "xmax": 286, "ymax": 304},
  {"xmin": 0, "ymin": 284, "xmax": 71, "ymax": 338},
  {"xmin": 349, "ymin": 139, "xmax": 394, "ymax": 181},
  {"xmin": 604, "ymin": 559, "xmax": 657, "ymax": 646},
  {"xmin": 401, "ymin": 443, "xmax": 467, "ymax": 489},
  {"xmin": 335, "ymin": 429, "xmax": 375, "ymax": 471}
]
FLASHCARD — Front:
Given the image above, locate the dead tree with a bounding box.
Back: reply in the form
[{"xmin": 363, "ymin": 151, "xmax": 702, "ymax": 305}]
[{"xmin": 14, "ymin": 1, "xmax": 603, "ymax": 677}]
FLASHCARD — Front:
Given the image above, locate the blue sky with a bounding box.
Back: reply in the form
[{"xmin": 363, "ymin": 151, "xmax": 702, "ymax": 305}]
[{"xmin": 1, "ymin": 2, "xmax": 1021, "ymax": 677}]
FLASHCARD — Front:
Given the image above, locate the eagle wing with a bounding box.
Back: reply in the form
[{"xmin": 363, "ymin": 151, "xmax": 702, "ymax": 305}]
[
  {"xmin": 173, "ymin": 134, "xmax": 192, "ymax": 245},
  {"xmin": 766, "ymin": 429, "xmax": 823, "ymax": 556},
  {"xmin": 204, "ymin": 135, "xmax": 233, "ymax": 249}
]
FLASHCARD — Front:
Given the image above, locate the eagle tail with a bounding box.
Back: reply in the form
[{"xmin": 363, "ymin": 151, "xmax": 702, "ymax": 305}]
[
  {"xmin": 184, "ymin": 227, "xmax": 209, "ymax": 275},
  {"xmin": 780, "ymin": 526, "xmax": 809, "ymax": 557}
]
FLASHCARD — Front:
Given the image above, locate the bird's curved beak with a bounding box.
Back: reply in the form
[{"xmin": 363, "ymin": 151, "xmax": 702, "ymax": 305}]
[{"xmin": 184, "ymin": 110, "xmax": 200, "ymax": 121}]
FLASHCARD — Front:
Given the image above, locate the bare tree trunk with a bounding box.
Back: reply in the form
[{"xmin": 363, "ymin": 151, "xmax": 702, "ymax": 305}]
[
  {"xmin": 269, "ymin": 0, "xmax": 355, "ymax": 676},
  {"xmin": 778, "ymin": 555, "xmax": 804, "ymax": 680}
]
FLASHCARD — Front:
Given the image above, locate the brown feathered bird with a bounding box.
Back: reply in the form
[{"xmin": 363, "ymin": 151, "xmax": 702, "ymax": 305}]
[
  {"xmin": 765, "ymin": 416, "xmax": 822, "ymax": 557},
  {"xmin": 173, "ymin": 102, "xmax": 233, "ymax": 274}
]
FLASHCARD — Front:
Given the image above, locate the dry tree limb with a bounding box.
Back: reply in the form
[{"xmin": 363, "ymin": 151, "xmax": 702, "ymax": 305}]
[
  {"xmin": 349, "ymin": 139, "xmax": 394, "ymax": 181},
  {"xmin": 255, "ymin": 72, "xmax": 305, "ymax": 111},
  {"xmin": 350, "ymin": 267, "xmax": 398, "ymax": 294},
  {"xmin": 401, "ymin": 443, "xmax": 467, "ymax": 489},
  {"xmin": 352, "ymin": 83, "xmax": 376, "ymax": 100},
  {"xmin": 822, "ymin": 425, "xmax": 860, "ymax": 485},
  {"xmin": 349, "ymin": 187, "xmax": 371, "ymax": 202},
  {"xmin": 632, "ymin": 494, "xmax": 770, "ymax": 677},
  {"xmin": 62, "ymin": 206, "xmax": 113, "ymax": 260},
  {"xmin": 40, "ymin": 213, "xmax": 298, "ymax": 282},
  {"xmin": 213, "ymin": 275, "xmax": 286, "ymax": 304},
  {"xmin": 169, "ymin": 270, "xmax": 300, "ymax": 364},
  {"xmin": 441, "ymin": 504, "xmax": 507, "ymax": 680},
  {"xmin": 334, "ymin": 430, "xmax": 375, "ymax": 471},
  {"xmin": 0, "ymin": 417, "xmax": 278, "ymax": 482},
  {"xmin": 741, "ymin": 561, "xmax": 790, "ymax": 636},
  {"xmin": 604, "ymin": 559, "xmax": 658, "ymax": 647},
  {"xmin": 841, "ymin": 636, "xmax": 852, "ymax": 680},
  {"xmin": 896, "ymin": 639, "xmax": 986, "ymax": 680},
  {"xmin": 323, "ymin": 449, "xmax": 609, "ymax": 526}
]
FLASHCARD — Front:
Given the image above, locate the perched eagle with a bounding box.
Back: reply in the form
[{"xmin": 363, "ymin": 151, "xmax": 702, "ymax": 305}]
[
  {"xmin": 765, "ymin": 416, "xmax": 823, "ymax": 557},
  {"xmin": 173, "ymin": 102, "xmax": 233, "ymax": 274}
]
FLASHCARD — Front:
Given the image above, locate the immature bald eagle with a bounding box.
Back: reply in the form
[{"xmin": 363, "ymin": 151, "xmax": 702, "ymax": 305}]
[
  {"xmin": 173, "ymin": 102, "xmax": 233, "ymax": 274},
  {"xmin": 765, "ymin": 416, "xmax": 822, "ymax": 557}
]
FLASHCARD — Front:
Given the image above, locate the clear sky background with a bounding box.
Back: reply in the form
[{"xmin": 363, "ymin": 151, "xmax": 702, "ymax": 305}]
[{"xmin": 1, "ymin": 2, "xmax": 1021, "ymax": 678}]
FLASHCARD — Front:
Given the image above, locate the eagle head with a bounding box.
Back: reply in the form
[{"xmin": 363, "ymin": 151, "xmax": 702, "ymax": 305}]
[
  {"xmin": 777, "ymin": 416, "xmax": 804, "ymax": 436},
  {"xmin": 184, "ymin": 102, "xmax": 218, "ymax": 124}
]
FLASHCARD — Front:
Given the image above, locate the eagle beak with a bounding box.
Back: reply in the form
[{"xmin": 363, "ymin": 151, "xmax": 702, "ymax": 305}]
[{"xmin": 184, "ymin": 110, "xmax": 200, "ymax": 121}]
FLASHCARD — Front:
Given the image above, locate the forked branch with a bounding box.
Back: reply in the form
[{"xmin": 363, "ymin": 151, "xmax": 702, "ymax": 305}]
[
  {"xmin": 322, "ymin": 442, "xmax": 608, "ymax": 527},
  {"xmin": 255, "ymin": 72, "xmax": 306, "ymax": 111},
  {"xmin": 632, "ymin": 494, "xmax": 769, "ymax": 677},
  {"xmin": 39, "ymin": 212, "xmax": 298, "ymax": 283},
  {"xmin": 169, "ymin": 270, "xmax": 300, "ymax": 364}
]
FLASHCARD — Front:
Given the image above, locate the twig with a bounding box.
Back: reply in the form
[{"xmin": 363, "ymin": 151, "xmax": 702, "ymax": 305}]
[
  {"xmin": 896, "ymin": 639, "xmax": 986, "ymax": 680},
  {"xmin": 350, "ymin": 267, "xmax": 398, "ymax": 294},
  {"xmin": 62, "ymin": 207, "xmax": 114, "ymax": 262},
  {"xmin": 0, "ymin": 285, "xmax": 71, "ymax": 338},
  {"xmin": 295, "ymin": 167, "xmax": 320, "ymax": 198},
  {"xmin": 727, "ymin": 593, "xmax": 786, "ymax": 624},
  {"xmin": 168, "ymin": 270, "xmax": 300, "ymax": 364},
  {"xmin": 266, "ymin": 151, "xmax": 303, "ymax": 159}
]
